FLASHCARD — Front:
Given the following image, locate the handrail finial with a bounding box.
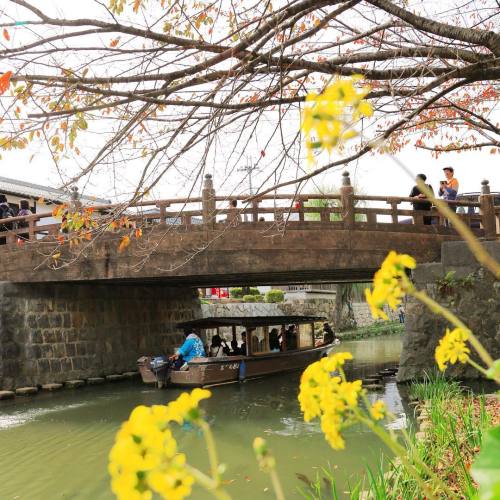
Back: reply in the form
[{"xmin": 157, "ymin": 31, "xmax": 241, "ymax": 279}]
[
  {"xmin": 342, "ymin": 171, "xmax": 351, "ymax": 187},
  {"xmin": 481, "ymin": 179, "xmax": 490, "ymax": 195}
]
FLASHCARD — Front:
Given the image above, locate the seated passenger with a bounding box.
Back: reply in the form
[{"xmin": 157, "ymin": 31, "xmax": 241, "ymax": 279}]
[
  {"xmin": 170, "ymin": 328, "xmax": 206, "ymax": 370},
  {"xmin": 322, "ymin": 322, "xmax": 335, "ymax": 345},
  {"xmin": 209, "ymin": 334, "xmax": 227, "ymax": 357},
  {"xmin": 269, "ymin": 328, "xmax": 280, "ymax": 351},
  {"xmin": 239, "ymin": 331, "xmax": 247, "ymax": 355},
  {"xmin": 285, "ymin": 325, "xmax": 298, "ymax": 350},
  {"xmin": 251, "ymin": 331, "xmax": 260, "ymax": 353}
]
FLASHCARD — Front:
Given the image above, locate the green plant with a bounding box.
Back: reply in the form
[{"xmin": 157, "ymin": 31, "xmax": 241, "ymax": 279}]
[
  {"xmin": 265, "ymin": 289, "xmax": 285, "ymax": 303},
  {"xmin": 435, "ymin": 271, "xmax": 475, "ymax": 296},
  {"xmin": 229, "ymin": 287, "xmax": 243, "ymax": 299},
  {"xmin": 243, "ymin": 294, "xmax": 257, "ymax": 303}
]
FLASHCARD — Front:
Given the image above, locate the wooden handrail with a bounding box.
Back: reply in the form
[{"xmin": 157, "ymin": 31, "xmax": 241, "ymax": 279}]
[{"xmin": 0, "ymin": 190, "xmax": 495, "ymax": 248}]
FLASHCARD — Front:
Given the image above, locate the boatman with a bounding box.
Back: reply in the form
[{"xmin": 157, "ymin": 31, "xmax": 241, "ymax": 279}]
[{"xmin": 170, "ymin": 328, "xmax": 206, "ymax": 371}]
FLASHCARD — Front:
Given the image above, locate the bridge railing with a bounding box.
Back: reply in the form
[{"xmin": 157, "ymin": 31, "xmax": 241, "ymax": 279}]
[{"xmin": 0, "ymin": 172, "xmax": 497, "ymax": 246}]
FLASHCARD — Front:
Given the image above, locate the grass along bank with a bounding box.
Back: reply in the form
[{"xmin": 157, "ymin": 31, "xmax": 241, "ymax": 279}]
[
  {"xmin": 337, "ymin": 321, "xmax": 404, "ymax": 340},
  {"xmin": 299, "ymin": 375, "xmax": 499, "ymax": 499}
]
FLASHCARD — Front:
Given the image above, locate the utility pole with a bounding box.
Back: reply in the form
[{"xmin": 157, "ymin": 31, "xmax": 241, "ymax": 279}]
[{"xmin": 237, "ymin": 157, "xmax": 258, "ymax": 195}]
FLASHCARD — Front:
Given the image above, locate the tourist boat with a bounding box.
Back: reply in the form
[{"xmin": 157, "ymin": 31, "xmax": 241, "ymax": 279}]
[{"xmin": 137, "ymin": 315, "xmax": 336, "ymax": 388}]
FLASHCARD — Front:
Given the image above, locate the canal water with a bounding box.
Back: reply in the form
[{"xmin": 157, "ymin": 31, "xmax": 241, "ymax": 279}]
[{"xmin": 0, "ymin": 335, "xmax": 405, "ymax": 499}]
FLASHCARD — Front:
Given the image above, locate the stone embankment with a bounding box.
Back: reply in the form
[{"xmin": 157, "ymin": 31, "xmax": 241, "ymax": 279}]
[{"xmin": 0, "ymin": 282, "xmax": 200, "ymax": 391}]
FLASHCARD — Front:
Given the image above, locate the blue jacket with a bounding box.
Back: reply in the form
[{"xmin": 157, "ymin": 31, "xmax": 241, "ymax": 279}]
[{"xmin": 178, "ymin": 334, "xmax": 206, "ymax": 363}]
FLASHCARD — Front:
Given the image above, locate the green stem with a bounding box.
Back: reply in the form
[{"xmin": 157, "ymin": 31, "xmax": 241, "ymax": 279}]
[
  {"xmin": 356, "ymin": 411, "xmax": 457, "ymax": 499},
  {"xmin": 467, "ymin": 358, "xmax": 496, "ymax": 381},
  {"xmin": 269, "ymin": 468, "xmax": 286, "ymax": 500},
  {"xmin": 410, "ymin": 285, "xmax": 494, "ymax": 368},
  {"xmin": 198, "ymin": 419, "xmax": 221, "ymax": 483},
  {"xmin": 185, "ymin": 464, "xmax": 232, "ymax": 500}
]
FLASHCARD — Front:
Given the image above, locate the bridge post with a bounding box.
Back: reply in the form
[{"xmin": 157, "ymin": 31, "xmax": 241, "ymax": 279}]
[
  {"xmin": 479, "ymin": 179, "xmax": 496, "ymax": 240},
  {"xmin": 202, "ymin": 174, "xmax": 216, "ymax": 228},
  {"xmin": 69, "ymin": 186, "xmax": 82, "ymax": 212},
  {"xmin": 340, "ymin": 171, "xmax": 355, "ymax": 229}
]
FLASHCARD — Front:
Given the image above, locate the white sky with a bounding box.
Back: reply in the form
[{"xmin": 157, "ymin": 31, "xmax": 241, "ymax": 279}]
[{"xmin": 2, "ymin": 142, "xmax": 498, "ymax": 200}]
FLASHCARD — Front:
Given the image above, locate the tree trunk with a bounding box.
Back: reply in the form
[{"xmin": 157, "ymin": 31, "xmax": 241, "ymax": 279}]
[{"xmin": 334, "ymin": 284, "xmax": 357, "ymax": 332}]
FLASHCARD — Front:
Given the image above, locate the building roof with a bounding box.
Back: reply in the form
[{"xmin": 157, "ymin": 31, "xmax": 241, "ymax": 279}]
[
  {"xmin": 0, "ymin": 175, "xmax": 111, "ymax": 206},
  {"xmin": 177, "ymin": 315, "xmax": 326, "ymax": 329}
]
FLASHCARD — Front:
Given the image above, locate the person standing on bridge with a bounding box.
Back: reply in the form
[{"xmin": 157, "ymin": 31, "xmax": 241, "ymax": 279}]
[
  {"xmin": 439, "ymin": 167, "xmax": 459, "ymax": 208},
  {"xmin": 409, "ymin": 174, "xmax": 434, "ymax": 225}
]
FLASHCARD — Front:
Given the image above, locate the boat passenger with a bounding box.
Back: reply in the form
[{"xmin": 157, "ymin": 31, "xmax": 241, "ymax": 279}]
[
  {"xmin": 239, "ymin": 331, "xmax": 247, "ymax": 355},
  {"xmin": 210, "ymin": 334, "xmax": 225, "ymax": 357},
  {"xmin": 170, "ymin": 328, "xmax": 206, "ymax": 370},
  {"xmin": 269, "ymin": 328, "xmax": 280, "ymax": 351},
  {"xmin": 322, "ymin": 323, "xmax": 335, "ymax": 344},
  {"xmin": 251, "ymin": 330, "xmax": 260, "ymax": 353},
  {"xmin": 285, "ymin": 325, "xmax": 298, "ymax": 350}
]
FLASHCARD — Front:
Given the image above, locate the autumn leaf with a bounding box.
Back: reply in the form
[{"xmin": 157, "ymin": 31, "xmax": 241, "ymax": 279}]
[
  {"xmin": 38, "ymin": 196, "xmax": 45, "ymax": 204},
  {"xmin": 118, "ymin": 235, "xmax": 131, "ymax": 253},
  {"xmin": 52, "ymin": 252, "xmax": 61, "ymax": 260},
  {"xmin": 133, "ymin": 0, "xmax": 141, "ymax": 13},
  {"xmin": 0, "ymin": 71, "xmax": 13, "ymax": 95},
  {"xmin": 110, "ymin": 38, "xmax": 120, "ymax": 48},
  {"xmin": 3, "ymin": 29, "xmax": 10, "ymax": 41},
  {"xmin": 16, "ymin": 238, "xmax": 25, "ymax": 247},
  {"xmin": 135, "ymin": 228, "xmax": 142, "ymax": 239}
]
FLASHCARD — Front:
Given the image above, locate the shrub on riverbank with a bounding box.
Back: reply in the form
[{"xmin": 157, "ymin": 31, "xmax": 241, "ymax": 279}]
[
  {"xmin": 299, "ymin": 375, "xmax": 499, "ymax": 499},
  {"xmin": 338, "ymin": 321, "xmax": 404, "ymax": 340}
]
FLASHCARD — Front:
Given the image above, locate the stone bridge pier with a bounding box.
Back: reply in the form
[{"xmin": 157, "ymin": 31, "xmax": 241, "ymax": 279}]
[
  {"xmin": 0, "ymin": 282, "xmax": 201, "ymax": 390},
  {"xmin": 397, "ymin": 240, "xmax": 500, "ymax": 382}
]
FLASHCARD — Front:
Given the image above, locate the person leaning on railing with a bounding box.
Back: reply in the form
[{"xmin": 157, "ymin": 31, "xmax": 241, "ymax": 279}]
[
  {"xmin": 16, "ymin": 199, "xmax": 33, "ymax": 241},
  {"xmin": 409, "ymin": 174, "xmax": 434, "ymax": 225},
  {"xmin": 0, "ymin": 194, "xmax": 15, "ymax": 244}
]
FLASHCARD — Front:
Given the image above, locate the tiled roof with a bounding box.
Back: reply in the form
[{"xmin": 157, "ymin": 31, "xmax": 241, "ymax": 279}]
[{"xmin": 0, "ymin": 176, "xmax": 110, "ymax": 205}]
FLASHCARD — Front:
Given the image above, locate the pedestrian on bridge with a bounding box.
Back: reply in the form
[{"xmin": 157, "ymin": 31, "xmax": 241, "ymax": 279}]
[{"xmin": 409, "ymin": 174, "xmax": 434, "ymax": 225}]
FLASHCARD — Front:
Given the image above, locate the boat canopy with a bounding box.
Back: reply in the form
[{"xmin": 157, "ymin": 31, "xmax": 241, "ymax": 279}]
[{"xmin": 177, "ymin": 315, "xmax": 326, "ymax": 330}]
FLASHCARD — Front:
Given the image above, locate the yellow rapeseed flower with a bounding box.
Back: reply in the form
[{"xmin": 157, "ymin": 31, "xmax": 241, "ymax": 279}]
[
  {"xmin": 166, "ymin": 387, "xmax": 211, "ymax": 424},
  {"xmin": 435, "ymin": 327, "xmax": 470, "ymax": 371},
  {"xmin": 298, "ymin": 352, "xmax": 363, "ymax": 450},
  {"xmin": 109, "ymin": 389, "xmax": 211, "ymax": 500},
  {"xmin": 301, "ymin": 75, "xmax": 372, "ymax": 161},
  {"xmin": 370, "ymin": 400, "xmax": 386, "ymax": 421},
  {"xmin": 365, "ymin": 251, "xmax": 416, "ymax": 319}
]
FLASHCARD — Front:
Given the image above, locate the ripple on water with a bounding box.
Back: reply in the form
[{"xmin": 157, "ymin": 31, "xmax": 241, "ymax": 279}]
[{"xmin": 0, "ymin": 402, "xmax": 88, "ymax": 430}]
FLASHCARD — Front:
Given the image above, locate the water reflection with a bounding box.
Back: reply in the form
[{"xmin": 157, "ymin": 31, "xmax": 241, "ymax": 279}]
[{"xmin": 0, "ymin": 335, "xmax": 403, "ymax": 500}]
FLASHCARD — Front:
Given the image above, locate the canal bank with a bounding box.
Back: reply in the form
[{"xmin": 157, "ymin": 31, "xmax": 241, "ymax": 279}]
[{"xmin": 0, "ymin": 335, "xmax": 403, "ymax": 500}]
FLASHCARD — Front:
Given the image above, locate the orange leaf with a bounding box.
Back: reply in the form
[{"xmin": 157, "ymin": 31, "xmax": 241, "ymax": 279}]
[
  {"xmin": 3, "ymin": 29, "xmax": 10, "ymax": 41},
  {"xmin": 0, "ymin": 71, "xmax": 13, "ymax": 95},
  {"xmin": 133, "ymin": 0, "xmax": 141, "ymax": 12},
  {"xmin": 52, "ymin": 252, "xmax": 61, "ymax": 260},
  {"xmin": 118, "ymin": 235, "xmax": 130, "ymax": 253},
  {"xmin": 110, "ymin": 38, "xmax": 120, "ymax": 48},
  {"xmin": 135, "ymin": 228, "xmax": 142, "ymax": 239}
]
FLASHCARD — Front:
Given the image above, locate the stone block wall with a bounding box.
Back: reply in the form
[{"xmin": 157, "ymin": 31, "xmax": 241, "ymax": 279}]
[
  {"xmin": 397, "ymin": 241, "xmax": 500, "ymax": 382},
  {"xmin": 0, "ymin": 283, "xmax": 201, "ymax": 390},
  {"xmin": 201, "ymin": 299, "xmax": 336, "ymax": 323},
  {"xmin": 202, "ymin": 299, "xmax": 395, "ymax": 328}
]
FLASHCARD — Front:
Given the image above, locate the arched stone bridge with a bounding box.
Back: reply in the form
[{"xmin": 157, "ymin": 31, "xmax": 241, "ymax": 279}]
[{"xmin": 0, "ymin": 173, "xmax": 497, "ymax": 286}]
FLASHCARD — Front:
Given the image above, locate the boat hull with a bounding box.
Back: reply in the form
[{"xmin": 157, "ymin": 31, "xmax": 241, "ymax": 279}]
[{"xmin": 138, "ymin": 345, "xmax": 334, "ymax": 388}]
